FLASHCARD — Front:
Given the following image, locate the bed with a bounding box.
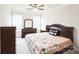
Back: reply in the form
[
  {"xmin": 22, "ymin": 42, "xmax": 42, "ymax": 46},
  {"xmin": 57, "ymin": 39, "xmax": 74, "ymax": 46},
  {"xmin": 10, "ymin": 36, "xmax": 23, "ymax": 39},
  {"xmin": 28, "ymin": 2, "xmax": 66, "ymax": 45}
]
[{"xmin": 25, "ymin": 24, "xmax": 73, "ymax": 54}]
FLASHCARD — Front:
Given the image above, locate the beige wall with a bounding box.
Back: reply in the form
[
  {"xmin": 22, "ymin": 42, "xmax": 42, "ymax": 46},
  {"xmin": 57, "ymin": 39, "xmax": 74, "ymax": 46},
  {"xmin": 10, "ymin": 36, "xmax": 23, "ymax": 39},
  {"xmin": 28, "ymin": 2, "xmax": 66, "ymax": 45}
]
[
  {"xmin": 41, "ymin": 5, "xmax": 79, "ymax": 48},
  {"xmin": 0, "ymin": 5, "xmax": 11, "ymax": 27}
]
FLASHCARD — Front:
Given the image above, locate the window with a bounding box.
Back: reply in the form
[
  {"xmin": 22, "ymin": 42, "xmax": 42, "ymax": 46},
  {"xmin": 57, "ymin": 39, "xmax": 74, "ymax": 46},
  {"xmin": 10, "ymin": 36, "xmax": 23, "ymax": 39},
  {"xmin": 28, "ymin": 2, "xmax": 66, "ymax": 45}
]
[
  {"xmin": 12, "ymin": 14, "xmax": 23, "ymax": 30},
  {"xmin": 33, "ymin": 15, "xmax": 41, "ymax": 33}
]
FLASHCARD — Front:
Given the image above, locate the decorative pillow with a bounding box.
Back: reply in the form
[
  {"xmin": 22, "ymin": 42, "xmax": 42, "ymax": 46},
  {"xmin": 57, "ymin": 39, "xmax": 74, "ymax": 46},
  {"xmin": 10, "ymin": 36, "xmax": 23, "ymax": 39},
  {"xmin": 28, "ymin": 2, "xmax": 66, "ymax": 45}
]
[{"xmin": 49, "ymin": 29, "xmax": 60, "ymax": 36}]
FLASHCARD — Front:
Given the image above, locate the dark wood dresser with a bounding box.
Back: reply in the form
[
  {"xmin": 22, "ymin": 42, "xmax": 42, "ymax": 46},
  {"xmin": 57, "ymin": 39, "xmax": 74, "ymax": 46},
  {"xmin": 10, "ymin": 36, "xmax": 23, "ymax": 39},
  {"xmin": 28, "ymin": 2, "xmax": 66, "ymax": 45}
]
[
  {"xmin": 22, "ymin": 28, "xmax": 37, "ymax": 38},
  {"xmin": 0, "ymin": 27, "xmax": 16, "ymax": 54}
]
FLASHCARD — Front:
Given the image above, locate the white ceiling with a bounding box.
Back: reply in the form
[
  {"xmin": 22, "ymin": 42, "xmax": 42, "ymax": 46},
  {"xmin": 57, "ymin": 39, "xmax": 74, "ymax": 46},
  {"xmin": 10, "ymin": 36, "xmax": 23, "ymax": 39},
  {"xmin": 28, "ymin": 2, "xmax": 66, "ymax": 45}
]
[{"xmin": 9, "ymin": 4, "xmax": 68, "ymax": 15}]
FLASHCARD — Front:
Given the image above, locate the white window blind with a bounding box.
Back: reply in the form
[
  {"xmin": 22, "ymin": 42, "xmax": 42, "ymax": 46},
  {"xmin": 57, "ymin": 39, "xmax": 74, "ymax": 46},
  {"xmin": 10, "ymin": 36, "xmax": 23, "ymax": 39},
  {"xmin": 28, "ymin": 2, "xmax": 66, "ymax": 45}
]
[
  {"xmin": 33, "ymin": 15, "xmax": 41, "ymax": 33},
  {"xmin": 12, "ymin": 14, "xmax": 23, "ymax": 30}
]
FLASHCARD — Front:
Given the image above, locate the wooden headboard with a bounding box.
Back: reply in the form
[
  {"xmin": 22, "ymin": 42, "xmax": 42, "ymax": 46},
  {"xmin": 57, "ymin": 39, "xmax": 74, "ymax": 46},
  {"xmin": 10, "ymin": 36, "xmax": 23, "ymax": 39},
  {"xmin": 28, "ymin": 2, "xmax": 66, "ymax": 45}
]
[{"xmin": 46, "ymin": 24, "xmax": 73, "ymax": 42}]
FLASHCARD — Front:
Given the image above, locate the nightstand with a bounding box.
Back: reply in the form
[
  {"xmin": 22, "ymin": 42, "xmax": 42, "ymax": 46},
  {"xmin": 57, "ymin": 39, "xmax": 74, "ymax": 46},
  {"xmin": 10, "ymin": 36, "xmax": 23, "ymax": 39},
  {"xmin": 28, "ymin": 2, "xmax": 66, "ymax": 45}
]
[{"xmin": 22, "ymin": 28, "xmax": 37, "ymax": 38}]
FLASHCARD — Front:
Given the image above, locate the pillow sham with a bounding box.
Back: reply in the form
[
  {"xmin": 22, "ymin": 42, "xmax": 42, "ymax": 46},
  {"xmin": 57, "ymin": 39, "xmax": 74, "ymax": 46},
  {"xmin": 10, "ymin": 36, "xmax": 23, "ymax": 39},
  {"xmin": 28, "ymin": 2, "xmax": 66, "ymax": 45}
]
[{"xmin": 49, "ymin": 29, "xmax": 60, "ymax": 36}]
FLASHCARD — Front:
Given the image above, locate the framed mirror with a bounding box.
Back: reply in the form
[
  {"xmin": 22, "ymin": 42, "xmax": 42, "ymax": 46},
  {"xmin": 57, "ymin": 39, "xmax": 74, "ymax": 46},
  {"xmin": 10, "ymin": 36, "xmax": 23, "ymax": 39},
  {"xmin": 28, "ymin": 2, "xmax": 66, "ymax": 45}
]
[{"xmin": 24, "ymin": 19, "xmax": 33, "ymax": 28}]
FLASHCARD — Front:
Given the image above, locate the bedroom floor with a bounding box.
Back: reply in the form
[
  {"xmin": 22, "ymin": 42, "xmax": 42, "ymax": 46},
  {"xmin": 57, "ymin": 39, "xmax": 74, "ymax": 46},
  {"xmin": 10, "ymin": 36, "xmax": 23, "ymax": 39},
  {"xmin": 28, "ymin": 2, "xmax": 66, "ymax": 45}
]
[
  {"xmin": 16, "ymin": 38, "xmax": 31, "ymax": 54},
  {"xmin": 16, "ymin": 38, "xmax": 79, "ymax": 54}
]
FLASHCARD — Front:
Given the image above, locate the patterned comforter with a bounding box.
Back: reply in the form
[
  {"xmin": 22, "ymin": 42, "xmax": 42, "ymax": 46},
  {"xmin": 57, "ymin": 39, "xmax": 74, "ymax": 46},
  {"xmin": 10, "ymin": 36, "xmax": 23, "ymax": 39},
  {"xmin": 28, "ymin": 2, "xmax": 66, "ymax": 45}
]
[{"xmin": 25, "ymin": 32, "xmax": 72, "ymax": 54}]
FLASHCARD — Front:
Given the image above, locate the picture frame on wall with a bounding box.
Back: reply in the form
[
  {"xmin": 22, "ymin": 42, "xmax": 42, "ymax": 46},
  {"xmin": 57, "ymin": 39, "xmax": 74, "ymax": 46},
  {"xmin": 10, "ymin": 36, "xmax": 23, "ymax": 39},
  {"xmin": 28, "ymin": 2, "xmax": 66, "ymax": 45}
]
[{"xmin": 24, "ymin": 19, "xmax": 33, "ymax": 28}]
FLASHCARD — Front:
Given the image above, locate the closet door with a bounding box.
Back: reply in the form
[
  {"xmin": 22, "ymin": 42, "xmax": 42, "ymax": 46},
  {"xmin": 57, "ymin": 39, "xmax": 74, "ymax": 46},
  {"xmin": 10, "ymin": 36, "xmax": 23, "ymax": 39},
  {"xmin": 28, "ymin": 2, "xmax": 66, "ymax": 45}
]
[{"xmin": 1, "ymin": 27, "xmax": 16, "ymax": 54}]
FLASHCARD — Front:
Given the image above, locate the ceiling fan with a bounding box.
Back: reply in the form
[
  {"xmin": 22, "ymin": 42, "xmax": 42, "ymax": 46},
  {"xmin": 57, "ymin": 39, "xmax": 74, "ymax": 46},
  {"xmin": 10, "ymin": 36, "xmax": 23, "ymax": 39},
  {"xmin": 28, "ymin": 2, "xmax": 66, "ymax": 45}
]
[{"xmin": 27, "ymin": 4, "xmax": 44, "ymax": 11}]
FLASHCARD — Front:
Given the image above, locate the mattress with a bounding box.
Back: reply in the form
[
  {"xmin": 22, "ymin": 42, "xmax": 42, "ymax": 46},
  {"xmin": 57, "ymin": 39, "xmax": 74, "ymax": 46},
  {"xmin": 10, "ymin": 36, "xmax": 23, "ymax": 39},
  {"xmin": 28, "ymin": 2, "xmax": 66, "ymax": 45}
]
[{"xmin": 25, "ymin": 32, "xmax": 72, "ymax": 54}]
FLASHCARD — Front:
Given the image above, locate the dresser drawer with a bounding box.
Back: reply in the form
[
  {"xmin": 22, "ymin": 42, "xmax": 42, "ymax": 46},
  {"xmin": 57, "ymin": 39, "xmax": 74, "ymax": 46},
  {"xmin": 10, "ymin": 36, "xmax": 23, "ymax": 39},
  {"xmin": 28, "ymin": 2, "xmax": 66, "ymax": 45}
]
[{"xmin": 22, "ymin": 28, "xmax": 37, "ymax": 38}]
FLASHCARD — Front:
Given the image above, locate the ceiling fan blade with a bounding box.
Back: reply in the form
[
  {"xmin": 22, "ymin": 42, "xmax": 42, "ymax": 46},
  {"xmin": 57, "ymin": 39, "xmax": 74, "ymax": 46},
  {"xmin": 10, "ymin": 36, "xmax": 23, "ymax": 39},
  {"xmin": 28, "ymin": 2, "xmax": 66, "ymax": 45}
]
[
  {"xmin": 39, "ymin": 5, "xmax": 44, "ymax": 7},
  {"xmin": 29, "ymin": 4, "xmax": 34, "ymax": 7}
]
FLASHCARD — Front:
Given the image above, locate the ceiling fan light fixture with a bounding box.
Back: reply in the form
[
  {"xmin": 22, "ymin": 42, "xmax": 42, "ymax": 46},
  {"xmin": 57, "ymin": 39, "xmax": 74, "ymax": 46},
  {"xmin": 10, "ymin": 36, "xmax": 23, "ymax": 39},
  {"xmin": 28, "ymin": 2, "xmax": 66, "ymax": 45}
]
[
  {"xmin": 28, "ymin": 4, "xmax": 44, "ymax": 11},
  {"xmin": 33, "ymin": 8, "xmax": 38, "ymax": 11}
]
